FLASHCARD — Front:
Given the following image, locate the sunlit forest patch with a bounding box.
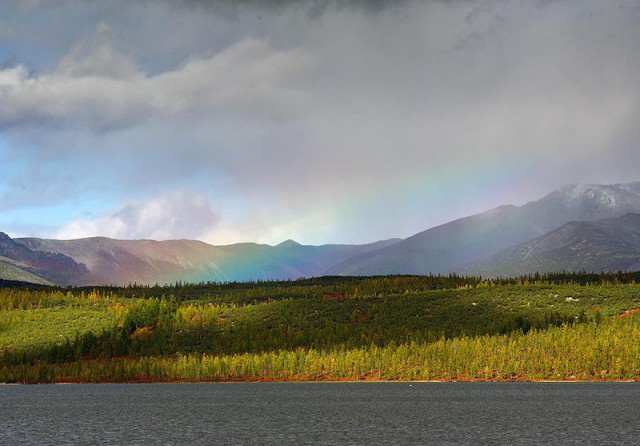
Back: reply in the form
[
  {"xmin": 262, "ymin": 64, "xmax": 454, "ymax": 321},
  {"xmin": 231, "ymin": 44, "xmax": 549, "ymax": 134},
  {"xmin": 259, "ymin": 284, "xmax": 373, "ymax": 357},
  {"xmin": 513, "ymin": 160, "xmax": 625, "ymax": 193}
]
[{"xmin": 1, "ymin": 273, "xmax": 640, "ymax": 383}]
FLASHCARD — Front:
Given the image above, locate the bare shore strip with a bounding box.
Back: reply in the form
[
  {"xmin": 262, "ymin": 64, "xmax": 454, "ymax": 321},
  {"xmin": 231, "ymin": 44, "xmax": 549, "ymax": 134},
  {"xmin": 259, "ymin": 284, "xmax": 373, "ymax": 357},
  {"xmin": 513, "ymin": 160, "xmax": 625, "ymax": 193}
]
[{"xmin": 2, "ymin": 378, "xmax": 640, "ymax": 385}]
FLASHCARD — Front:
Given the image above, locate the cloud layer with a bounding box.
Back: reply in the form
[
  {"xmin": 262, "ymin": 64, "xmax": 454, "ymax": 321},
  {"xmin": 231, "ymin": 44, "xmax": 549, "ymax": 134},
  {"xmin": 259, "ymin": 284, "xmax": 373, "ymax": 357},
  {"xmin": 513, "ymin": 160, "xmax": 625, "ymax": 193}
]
[
  {"xmin": 0, "ymin": 32, "xmax": 311, "ymax": 130},
  {"xmin": 57, "ymin": 190, "xmax": 220, "ymax": 241},
  {"xmin": 1, "ymin": 0, "xmax": 639, "ymax": 244}
]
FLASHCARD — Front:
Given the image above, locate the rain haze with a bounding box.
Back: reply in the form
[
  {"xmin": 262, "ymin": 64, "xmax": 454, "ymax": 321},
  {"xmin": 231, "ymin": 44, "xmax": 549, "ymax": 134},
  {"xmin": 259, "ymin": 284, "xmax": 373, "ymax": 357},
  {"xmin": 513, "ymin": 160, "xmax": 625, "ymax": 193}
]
[{"xmin": 1, "ymin": 0, "xmax": 639, "ymax": 245}]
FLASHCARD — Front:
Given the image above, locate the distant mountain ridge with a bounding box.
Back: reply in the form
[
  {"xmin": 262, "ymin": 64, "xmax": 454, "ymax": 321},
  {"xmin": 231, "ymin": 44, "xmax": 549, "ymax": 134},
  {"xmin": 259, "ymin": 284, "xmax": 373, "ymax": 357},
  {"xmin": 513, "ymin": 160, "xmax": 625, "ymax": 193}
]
[
  {"xmin": 15, "ymin": 236, "xmax": 400, "ymax": 286},
  {"xmin": 327, "ymin": 182, "xmax": 640, "ymax": 276},
  {"xmin": 465, "ymin": 213, "xmax": 640, "ymax": 277},
  {"xmin": 0, "ymin": 232, "xmax": 95, "ymax": 285},
  {"xmin": 3, "ymin": 181, "xmax": 640, "ymax": 286}
]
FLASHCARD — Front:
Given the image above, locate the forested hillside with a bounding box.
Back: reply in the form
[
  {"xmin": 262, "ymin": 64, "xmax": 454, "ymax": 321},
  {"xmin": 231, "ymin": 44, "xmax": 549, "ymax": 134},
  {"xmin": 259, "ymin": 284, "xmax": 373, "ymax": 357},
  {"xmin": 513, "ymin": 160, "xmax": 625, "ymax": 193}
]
[{"xmin": 2, "ymin": 273, "xmax": 640, "ymax": 383}]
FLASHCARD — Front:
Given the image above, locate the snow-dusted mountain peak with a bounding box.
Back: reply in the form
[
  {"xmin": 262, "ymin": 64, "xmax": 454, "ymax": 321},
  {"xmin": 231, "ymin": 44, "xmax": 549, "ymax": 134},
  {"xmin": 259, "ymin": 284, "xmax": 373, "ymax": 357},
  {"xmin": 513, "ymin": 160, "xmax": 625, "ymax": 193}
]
[{"xmin": 544, "ymin": 182, "xmax": 640, "ymax": 212}]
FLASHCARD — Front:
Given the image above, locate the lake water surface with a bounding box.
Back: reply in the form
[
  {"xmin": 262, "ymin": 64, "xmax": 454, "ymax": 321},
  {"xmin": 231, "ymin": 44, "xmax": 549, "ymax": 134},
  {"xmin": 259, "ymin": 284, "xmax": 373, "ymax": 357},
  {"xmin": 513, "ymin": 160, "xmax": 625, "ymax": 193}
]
[{"xmin": 1, "ymin": 382, "xmax": 638, "ymax": 445}]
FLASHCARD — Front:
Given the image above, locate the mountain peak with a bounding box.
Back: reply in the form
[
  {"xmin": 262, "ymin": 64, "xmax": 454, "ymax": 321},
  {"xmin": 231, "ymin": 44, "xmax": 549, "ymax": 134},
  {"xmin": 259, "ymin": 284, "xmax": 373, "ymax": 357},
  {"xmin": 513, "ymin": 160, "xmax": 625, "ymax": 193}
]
[
  {"xmin": 538, "ymin": 182, "xmax": 640, "ymax": 214},
  {"xmin": 276, "ymin": 239, "xmax": 301, "ymax": 248},
  {"xmin": 555, "ymin": 183, "xmax": 610, "ymax": 200}
]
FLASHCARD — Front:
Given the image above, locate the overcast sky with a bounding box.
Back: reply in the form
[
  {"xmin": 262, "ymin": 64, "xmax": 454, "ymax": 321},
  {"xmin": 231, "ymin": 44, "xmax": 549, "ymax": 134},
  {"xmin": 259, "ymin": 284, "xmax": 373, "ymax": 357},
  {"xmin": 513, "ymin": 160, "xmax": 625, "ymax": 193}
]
[{"xmin": 1, "ymin": 0, "xmax": 639, "ymax": 245}]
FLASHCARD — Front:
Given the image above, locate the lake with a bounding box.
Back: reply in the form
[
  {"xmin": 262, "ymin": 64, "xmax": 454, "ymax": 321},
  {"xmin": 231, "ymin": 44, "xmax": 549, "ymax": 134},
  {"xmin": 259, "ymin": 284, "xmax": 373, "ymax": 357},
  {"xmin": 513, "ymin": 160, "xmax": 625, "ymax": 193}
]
[{"xmin": 1, "ymin": 382, "xmax": 638, "ymax": 445}]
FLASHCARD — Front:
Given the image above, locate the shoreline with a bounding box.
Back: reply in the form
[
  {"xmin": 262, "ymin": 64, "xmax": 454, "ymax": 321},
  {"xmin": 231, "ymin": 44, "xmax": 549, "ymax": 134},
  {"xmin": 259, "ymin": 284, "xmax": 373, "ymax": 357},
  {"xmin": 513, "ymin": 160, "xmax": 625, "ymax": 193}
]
[{"xmin": 2, "ymin": 378, "xmax": 639, "ymax": 385}]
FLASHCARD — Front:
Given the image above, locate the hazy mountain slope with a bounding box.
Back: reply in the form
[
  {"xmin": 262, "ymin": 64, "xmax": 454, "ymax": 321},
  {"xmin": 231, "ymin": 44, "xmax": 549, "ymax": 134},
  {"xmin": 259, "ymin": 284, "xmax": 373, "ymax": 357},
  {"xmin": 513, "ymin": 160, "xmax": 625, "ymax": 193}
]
[
  {"xmin": 17, "ymin": 237, "xmax": 232, "ymax": 285},
  {"xmin": 0, "ymin": 232, "xmax": 94, "ymax": 286},
  {"xmin": 327, "ymin": 204, "xmax": 541, "ymax": 275},
  {"xmin": 218, "ymin": 239, "xmax": 402, "ymax": 281},
  {"xmin": 328, "ymin": 182, "xmax": 640, "ymax": 275},
  {"xmin": 466, "ymin": 213, "xmax": 640, "ymax": 276},
  {"xmin": 16, "ymin": 236, "xmax": 401, "ymax": 285}
]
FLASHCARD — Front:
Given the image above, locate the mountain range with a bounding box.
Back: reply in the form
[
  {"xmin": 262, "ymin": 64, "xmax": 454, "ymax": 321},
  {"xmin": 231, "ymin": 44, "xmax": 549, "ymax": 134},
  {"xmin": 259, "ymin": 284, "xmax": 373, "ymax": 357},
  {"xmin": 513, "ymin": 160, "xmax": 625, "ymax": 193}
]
[
  {"xmin": 2, "ymin": 182, "xmax": 640, "ymax": 286},
  {"xmin": 464, "ymin": 212, "xmax": 640, "ymax": 277},
  {"xmin": 327, "ymin": 182, "xmax": 640, "ymax": 275}
]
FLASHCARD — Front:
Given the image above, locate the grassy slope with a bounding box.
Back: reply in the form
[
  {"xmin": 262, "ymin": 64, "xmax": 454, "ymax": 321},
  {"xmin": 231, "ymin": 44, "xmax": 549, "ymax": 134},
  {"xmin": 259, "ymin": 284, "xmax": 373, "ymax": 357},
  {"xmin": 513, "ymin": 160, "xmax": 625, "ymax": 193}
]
[
  {"xmin": 1, "ymin": 280, "xmax": 640, "ymax": 382},
  {"xmin": 0, "ymin": 307, "xmax": 117, "ymax": 351},
  {"xmin": 0, "ymin": 259, "xmax": 52, "ymax": 286}
]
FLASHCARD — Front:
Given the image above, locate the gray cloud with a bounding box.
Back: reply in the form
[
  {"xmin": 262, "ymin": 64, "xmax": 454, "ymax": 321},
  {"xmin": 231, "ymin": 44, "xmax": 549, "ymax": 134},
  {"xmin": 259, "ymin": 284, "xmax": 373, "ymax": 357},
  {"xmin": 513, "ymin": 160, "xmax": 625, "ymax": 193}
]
[
  {"xmin": 173, "ymin": 0, "xmax": 416, "ymax": 16},
  {"xmin": 1, "ymin": 0, "xmax": 640, "ymax": 244},
  {"xmin": 0, "ymin": 30, "xmax": 311, "ymax": 130}
]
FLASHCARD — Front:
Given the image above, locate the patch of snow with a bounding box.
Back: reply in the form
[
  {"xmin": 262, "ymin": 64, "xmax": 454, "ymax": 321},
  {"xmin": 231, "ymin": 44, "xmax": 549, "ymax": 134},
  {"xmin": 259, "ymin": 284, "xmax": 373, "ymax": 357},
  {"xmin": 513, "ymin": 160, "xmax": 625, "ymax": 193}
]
[{"xmin": 559, "ymin": 184, "xmax": 626, "ymax": 210}]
